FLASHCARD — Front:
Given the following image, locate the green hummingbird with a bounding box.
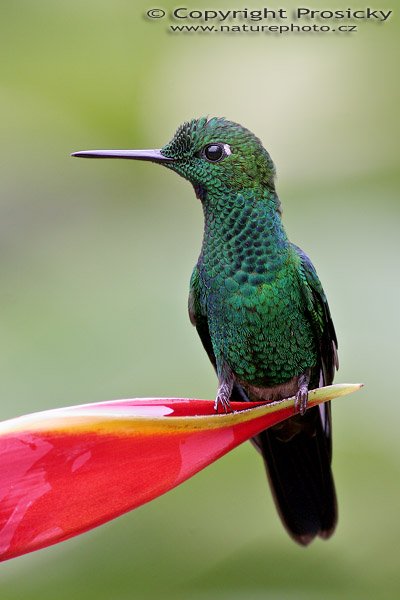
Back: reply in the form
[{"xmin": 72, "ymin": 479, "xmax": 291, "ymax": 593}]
[{"xmin": 72, "ymin": 117, "xmax": 339, "ymax": 545}]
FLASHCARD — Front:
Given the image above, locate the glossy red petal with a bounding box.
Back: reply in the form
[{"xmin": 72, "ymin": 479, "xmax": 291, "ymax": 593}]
[{"xmin": 0, "ymin": 384, "xmax": 361, "ymax": 561}]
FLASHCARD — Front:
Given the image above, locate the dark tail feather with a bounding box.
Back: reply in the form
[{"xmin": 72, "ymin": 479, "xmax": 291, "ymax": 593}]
[
  {"xmin": 230, "ymin": 384, "xmax": 337, "ymax": 544},
  {"xmin": 255, "ymin": 404, "xmax": 337, "ymax": 545}
]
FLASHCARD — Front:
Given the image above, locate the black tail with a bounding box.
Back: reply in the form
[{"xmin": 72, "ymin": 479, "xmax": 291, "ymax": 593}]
[
  {"xmin": 230, "ymin": 383, "xmax": 337, "ymax": 545},
  {"xmin": 254, "ymin": 404, "xmax": 337, "ymax": 545}
]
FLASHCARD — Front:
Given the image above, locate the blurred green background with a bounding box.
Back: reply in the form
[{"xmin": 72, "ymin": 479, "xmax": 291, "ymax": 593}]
[{"xmin": 0, "ymin": 1, "xmax": 399, "ymax": 598}]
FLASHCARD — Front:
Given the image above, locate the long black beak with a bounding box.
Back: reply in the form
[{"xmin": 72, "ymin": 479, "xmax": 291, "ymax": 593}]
[{"xmin": 71, "ymin": 149, "xmax": 173, "ymax": 163}]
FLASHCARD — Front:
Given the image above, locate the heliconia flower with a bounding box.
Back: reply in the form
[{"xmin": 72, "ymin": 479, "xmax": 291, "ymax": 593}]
[{"xmin": 0, "ymin": 383, "xmax": 361, "ymax": 562}]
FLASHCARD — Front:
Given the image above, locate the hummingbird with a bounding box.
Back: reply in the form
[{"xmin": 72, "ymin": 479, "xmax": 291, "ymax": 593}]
[{"xmin": 72, "ymin": 117, "xmax": 339, "ymax": 545}]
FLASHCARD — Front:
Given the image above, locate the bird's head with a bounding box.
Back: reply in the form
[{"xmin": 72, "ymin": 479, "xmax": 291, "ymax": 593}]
[
  {"xmin": 160, "ymin": 117, "xmax": 276, "ymax": 196},
  {"xmin": 72, "ymin": 117, "xmax": 276, "ymax": 199}
]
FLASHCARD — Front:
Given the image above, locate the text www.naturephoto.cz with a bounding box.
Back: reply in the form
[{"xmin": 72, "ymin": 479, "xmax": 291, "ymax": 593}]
[{"xmin": 168, "ymin": 23, "xmax": 358, "ymax": 33}]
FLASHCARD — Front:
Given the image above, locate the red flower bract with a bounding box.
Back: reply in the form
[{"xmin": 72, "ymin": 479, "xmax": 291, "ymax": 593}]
[{"xmin": 0, "ymin": 384, "xmax": 361, "ymax": 561}]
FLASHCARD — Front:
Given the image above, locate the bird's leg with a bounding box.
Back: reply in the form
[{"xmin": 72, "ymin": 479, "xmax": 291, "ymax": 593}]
[
  {"xmin": 215, "ymin": 362, "xmax": 234, "ymax": 413},
  {"xmin": 295, "ymin": 370, "xmax": 311, "ymax": 416}
]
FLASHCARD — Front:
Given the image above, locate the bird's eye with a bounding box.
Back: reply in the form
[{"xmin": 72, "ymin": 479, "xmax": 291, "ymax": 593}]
[{"xmin": 202, "ymin": 143, "xmax": 231, "ymax": 163}]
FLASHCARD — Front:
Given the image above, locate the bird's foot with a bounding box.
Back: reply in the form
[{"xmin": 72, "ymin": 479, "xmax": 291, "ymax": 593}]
[
  {"xmin": 295, "ymin": 385, "xmax": 309, "ymax": 416},
  {"xmin": 295, "ymin": 371, "xmax": 310, "ymax": 416},
  {"xmin": 214, "ymin": 382, "xmax": 233, "ymax": 414},
  {"xmin": 215, "ymin": 361, "xmax": 234, "ymax": 413}
]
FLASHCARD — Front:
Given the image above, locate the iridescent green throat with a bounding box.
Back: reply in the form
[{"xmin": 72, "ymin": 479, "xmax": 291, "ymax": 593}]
[{"xmin": 198, "ymin": 187, "xmax": 289, "ymax": 289}]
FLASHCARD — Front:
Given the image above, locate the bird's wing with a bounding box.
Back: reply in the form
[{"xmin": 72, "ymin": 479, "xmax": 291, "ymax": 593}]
[
  {"xmin": 189, "ymin": 266, "xmax": 255, "ymax": 404},
  {"xmin": 188, "ymin": 265, "xmax": 217, "ymax": 369},
  {"xmin": 254, "ymin": 245, "xmax": 339, "ymax": 543},
  {"xmin": 293, "ymin": 244, "xmax": 339, "ymax": 387}
]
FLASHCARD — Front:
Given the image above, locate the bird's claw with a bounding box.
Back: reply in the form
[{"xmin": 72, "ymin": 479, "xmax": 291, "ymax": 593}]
[
  {"xmin": 214, "ymin": 393, "xmax": 233, "ymax": 414},
  {"xmin": 215, "ymin": 368, "xmax": 234, "ymax": 413},
  {"xmin": 295, "ymin": 386, "xmax": 309, "ymax": 416}
]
